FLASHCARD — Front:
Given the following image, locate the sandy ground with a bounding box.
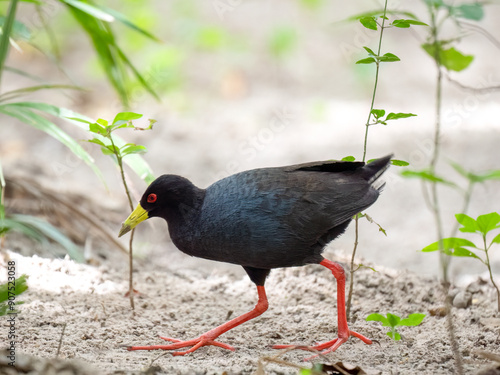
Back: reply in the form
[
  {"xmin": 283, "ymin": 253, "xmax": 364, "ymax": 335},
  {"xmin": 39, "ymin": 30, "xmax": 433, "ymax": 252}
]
[{"xmin": 1, "ymin": 249, "xmax": 500, "ymax": 375}]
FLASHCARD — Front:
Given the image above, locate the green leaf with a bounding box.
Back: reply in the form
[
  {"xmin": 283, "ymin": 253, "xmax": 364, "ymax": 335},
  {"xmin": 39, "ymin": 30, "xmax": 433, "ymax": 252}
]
[
  {"xmin": 394, "ymin": 331, "xmax": 401, "ymax": 341},
  {"xmin": 341, "ymin": 156, "xmax": 356, "ymax": 162},
  {"xmin": 0, "ymin": 17, "xmax": 31, "ymax": 41},
  {"xmin": 66, "ymin": 110, "xmax": 155, "ymax": 184},
  {"xmin": 93, "ymin": 5, "xmax": 161, "ymax": 41},
  {"xmin": 453, "ymin": 4, "xmax": 484, "ymax": 21},
  {"xmin": 112, "ymin": 111, "xmax": 143, "ymax": 125},
  {"xmin": 475, "ymin": 170, "xmax": 500, "ymax": 182},
  {"xmin": 385, "ymin": 112, "xmax": 417, "ymax": 121},
  {"xmin": 392, "ymin": 19, "xmax": 428, "ymax": 28},
  {"xmin": 89, "ymin": 122, "xmax": 107, "ymax": 135},
  {"xmin": 66, "ymin": 117, "xmax": 93, "ymax": 125},
  {"xmin": 476, "ymin": 212, "xmax": 500, "ymax": 235},
  {"xmin": 491, "ymin": 233, "xmax": 500, "ymax": 245},
  {"xmin": 66, "ymin": 6, "xmax": 128, "ymax": 106},
  {"xmin": 87, "ymin": 138, "xmax": 107, "ymax": 147},
  {"xmin": 371, "ymin": 109, "xmax": 385, "ymax": 119},
  {"xmin": 0, "ymin": 84, "xmax": 84, "ymax": 103},
  {"xmin": 62, "ymin": 0, "xmax": 114, "ymax": 21},
  {"xmin": 456, "ymin": 213, "xmax": 478, "ymax": 233},
  {"xmin": 347, "ymin": 10, "xmax": 419, "ymax": 22},
  {"xmin": 405, "ymin": 19, "xmax": 428, "ymax": 26},
  {"xmin": 121, "ymin": 144, "xmax": 147, "ymax": 156},
  {"xmin": 391, "ymin": 159, "xmax": 409, "ymax": 167},
  {"xmin": 448, "ymin": 247, "xmax": 481, "ymax": 259},
  {"xmin": 399, "ymin": 313, "xmax": 426, "ymax": 327},
  {"xmin": 0, "ymin": 274, "xmax": 28, "ymax": 305},
  {"xmin": 356, "ymin": 57, "xmax": 376, "ymax": 64},
  {"xmin": 401, "ymin": 170, "xmax": 456, "ymax": 187},
  {"xmin": 422, "ymin": 44, "xmax": 474, "ymax": 72},
  {"xmin": 366, "ymin": 313, "xmax": 389, "ymax": 325},
  {"xmin": 362, "ymin": 46, "xmax": 376, "ymax": 56},
  {"xmin": 362, "ymin": 213, "xmax": 387, "ymax": 236},
  {"xmin": 102, "ymin": 145, "xmax": 120, "ymax": 156},
  {"xmin": 357, "ymin": 264, "xmax": 378, "ymax": 273},
  {"xmin": 422, "ymin": 237, "xmax": 481, "ymax": 260},
  {"xmin": 96, "ymin": 118, "xmax": 108, "ymax": 127},
  {"xmin": 359, "ymin": 16, "xmax": 378, "ymax": 30},
  {"xmin": 422, "ymin": 237, "xmax": 478, "ymax": 252},
  {"xmin": 0, "ymin": 102, "xmax": 103, "ymax": 182},
  {"xmin": 424, "ymin": 0, "xmax": 445, "ymax": 7},
  {"xmin": 392, "ymin": 19, "xmax": 410, "ymax": 28},
  {"xmin": 386, "ymin": 313, "xmax": 401, "ymax": 327},
  {"xmin": 114, "ymin": 43, "xmax": 161, "ymax": 102},
  {"xmin": 0, "ymin": 0, "xmax": 19, "ymax": 83},
  {"xmin": 379, "ymin": 52, "xmax": 400, "ymax": 62},
  {"xmin": 3, "ymin": 215, "xmax": 84, "ymax": 262}
]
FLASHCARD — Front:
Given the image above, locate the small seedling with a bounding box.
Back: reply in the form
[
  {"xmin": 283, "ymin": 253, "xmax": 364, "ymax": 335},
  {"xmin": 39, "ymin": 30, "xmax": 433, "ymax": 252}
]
[
  {"xmin": 422, "ymin": 212, "xmax": 500, "ymax": 311},
  {"xmin": 0, "ymin": 274, "xmax": 28, "ymax": 316},
  {"xmin": 366, "ymin": 312, "xmax": 425, "ymax": 341},
  {"xmin": 73, "ymin": 111, "xmax": 155, "ymax": 309}
]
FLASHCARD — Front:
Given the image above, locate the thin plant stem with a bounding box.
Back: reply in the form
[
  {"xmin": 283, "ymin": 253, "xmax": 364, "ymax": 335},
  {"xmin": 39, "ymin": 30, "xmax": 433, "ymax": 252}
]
[
  {"xmin": 346, "ymin": 216, "xmax": 359, "ymax": 321},
  {"xmin": 347, "ymin": 0, "xmax": 388, "ymax": 322},
  {"xmin": 427, "ymin": 4, "xmax": 464, "ymax": 374},
  {"xmin": 110, "ymin": 134, "xmax": 135, "ymax": 310},
  {"xmin": 484, "ymin": 237, "xmax": 500, "ymax": 311},
  {"xmin": 362, "ymin": 0, "xmax": 388, "ymax": 163}
]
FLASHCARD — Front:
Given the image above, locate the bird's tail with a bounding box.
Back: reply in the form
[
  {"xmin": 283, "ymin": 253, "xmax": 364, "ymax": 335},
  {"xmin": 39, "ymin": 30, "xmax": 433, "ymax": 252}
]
[{"xmin": 360, "ymin": 154, "xmax": 393, "ymax": 187}]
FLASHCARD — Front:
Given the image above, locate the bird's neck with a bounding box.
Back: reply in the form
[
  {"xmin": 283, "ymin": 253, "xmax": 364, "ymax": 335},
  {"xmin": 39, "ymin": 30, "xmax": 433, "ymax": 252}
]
[{"xmin": 160, "ymin": 186, "xmax": 205, "ymax": 228}]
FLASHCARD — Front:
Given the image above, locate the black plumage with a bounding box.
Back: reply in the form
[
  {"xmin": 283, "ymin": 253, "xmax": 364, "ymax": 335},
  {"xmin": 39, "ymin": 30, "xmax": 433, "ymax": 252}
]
[{"xmin": 119, "ymin": 155, "xmax": 391, "ymax": 356}]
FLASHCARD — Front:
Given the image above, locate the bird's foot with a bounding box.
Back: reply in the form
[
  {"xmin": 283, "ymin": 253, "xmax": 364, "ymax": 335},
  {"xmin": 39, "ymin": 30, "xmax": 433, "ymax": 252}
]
[
  {"xmin": 273, "ymin": 329, "xmax": 372, "ymax": 360},
  {"xmin": 127, "ymin": 334, "xmax": 235, "ymax": 356}
]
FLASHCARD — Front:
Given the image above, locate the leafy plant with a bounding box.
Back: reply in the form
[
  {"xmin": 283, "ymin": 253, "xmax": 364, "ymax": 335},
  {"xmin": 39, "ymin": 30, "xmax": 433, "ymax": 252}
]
[
  {"xmin": 422, "ymin": 212, "xmax": 500, "ymax": 311},
  {"xmin": 366, "ymin": 312, "xmax": 425, "ymax": 341},
  {"xmin": 0, "ymin": 0, "xmax": 159, "ymax": 257},
  {"xmin": 0, "ymin": 214, "xmax": 84, "ymax": 262},
  {"xmin": 0, "ymin": 274, "xmax": 28, "ymax": 316},
  {"xmin": 345, "ymin": 1, "xmax": 426, "ymax": 321},
  {"xmin": 76, "ymin": 111, "xmax": 155, "ymax": 309},
  {"xmin": 396, "ymin": 2, "xmax": 496, "ymax": 373}
]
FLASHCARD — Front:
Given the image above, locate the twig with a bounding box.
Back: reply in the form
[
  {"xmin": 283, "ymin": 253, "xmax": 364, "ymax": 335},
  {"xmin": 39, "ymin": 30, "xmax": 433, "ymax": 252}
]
[
  {"xmin": 347, "ymin": 0, "xmax": 388, "ymax": 321},
  {"xmin": 109, "ymin": 135, "xmax": 136, "ymax": 310},
  {"xmin": 346, "ymin": 216, "xmax": 359, "ymax": 322},
  {"xmin": 56, "ymin": 322, "xmax": 67, "ymax": 358},
  {"xmin": 427, "ymin": 4, "xmax": 464, "ymax": 374}
]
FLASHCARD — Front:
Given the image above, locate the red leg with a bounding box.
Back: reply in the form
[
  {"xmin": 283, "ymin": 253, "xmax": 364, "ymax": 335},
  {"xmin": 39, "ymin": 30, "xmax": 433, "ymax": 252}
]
[
  {"xmin": 128, "ymin": 285, "xmax": 269, "ymax": 356},
  {"xmin": 273, "ymin": 259, "xmax": 371, "ymax": 359}
]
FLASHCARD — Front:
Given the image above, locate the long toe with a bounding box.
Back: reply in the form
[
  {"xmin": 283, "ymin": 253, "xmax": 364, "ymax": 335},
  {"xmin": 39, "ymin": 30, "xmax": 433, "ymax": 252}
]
[
  {"xmin": 127, "ymin": 335, "xmax": 235, "ymax": 355},
  {"xmin": 273, "ymin": 329, "xmax": 372, "ymax": 360}
]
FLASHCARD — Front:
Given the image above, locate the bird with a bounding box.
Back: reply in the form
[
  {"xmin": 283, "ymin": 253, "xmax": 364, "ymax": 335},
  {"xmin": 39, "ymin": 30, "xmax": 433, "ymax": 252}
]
[{"xmin": 118, "ymin": 155, "xmax": 392, "ymax": 357}]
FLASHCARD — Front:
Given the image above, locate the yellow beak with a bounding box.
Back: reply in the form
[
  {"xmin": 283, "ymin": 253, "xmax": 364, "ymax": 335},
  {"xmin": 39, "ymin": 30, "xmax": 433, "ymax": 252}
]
[{"xmin": 118, "ymin": 204, "xmax": 149, "ymax": 237}]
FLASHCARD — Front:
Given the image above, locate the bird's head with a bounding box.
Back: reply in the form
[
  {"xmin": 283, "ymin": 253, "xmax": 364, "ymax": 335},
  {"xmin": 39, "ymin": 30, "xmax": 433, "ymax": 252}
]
[{"xmin": 118, "ymin": 174, "xmax": 201, "ymax": 237}]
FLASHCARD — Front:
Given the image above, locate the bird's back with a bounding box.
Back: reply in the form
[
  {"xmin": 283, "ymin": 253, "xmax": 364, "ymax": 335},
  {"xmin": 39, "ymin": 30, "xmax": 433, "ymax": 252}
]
[{"xmin": 172, "ymin": 156, "xmax": 391, "ymax": 269}]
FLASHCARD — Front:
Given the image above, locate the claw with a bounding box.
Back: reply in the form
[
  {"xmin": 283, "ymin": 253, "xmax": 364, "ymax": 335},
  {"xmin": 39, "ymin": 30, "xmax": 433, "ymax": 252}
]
[
  {"xmin": 273, "ymin": 329, "xmax": 372, "ymax": 361},
  {"xmin": 127, "ymin": 334, "xmax": 236, "ymax": 355}
]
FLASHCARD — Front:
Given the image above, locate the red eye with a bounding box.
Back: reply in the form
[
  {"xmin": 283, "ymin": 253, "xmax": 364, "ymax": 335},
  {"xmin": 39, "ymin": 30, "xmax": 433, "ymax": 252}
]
[{"xmin": 147, "ymin": 193, "xmax": 157, "ymax": 203}]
